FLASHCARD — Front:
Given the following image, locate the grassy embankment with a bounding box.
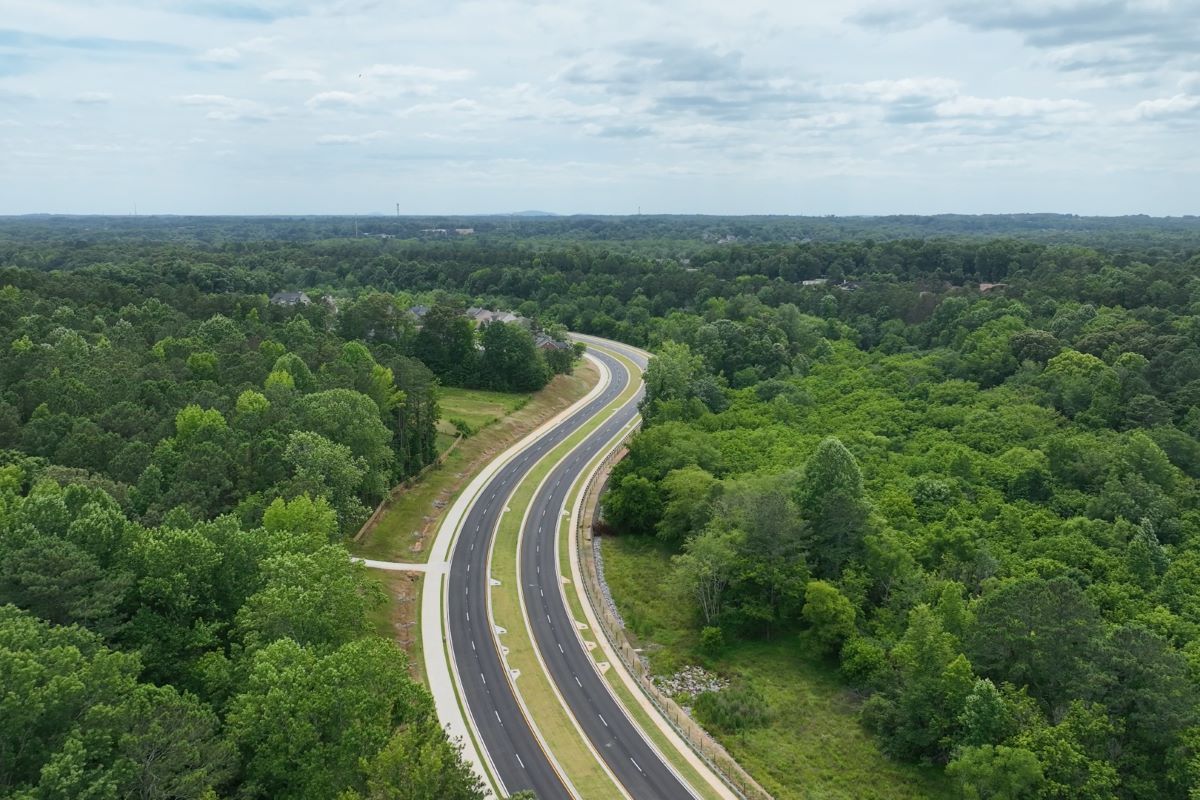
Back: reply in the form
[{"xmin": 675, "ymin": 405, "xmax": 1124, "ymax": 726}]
[
  {"xmin": 599, "ymin": 535, "xmax": 954, "ymax": 800},
  {"xmin": 357, "ymin": 364, "xmax": 599, "ymax": 681}
]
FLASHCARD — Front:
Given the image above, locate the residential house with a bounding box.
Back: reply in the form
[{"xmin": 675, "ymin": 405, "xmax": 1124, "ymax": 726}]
[
  {"xmin": 270, "ymin": 291, "xmax": 312, "ymax": 307},
  {"xmin": 534, "ymin": 333, "xmax": 569, "ymax": 351}
]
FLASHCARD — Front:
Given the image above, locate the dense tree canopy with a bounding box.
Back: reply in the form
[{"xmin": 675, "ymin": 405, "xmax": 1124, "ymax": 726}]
[{"xmin": 3, "ymin": 214, "xmax": 1200, "ymax": 797}]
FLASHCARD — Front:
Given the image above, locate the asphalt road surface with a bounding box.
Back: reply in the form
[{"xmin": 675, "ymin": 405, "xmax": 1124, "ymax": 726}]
[{"xmin": 447, "ymin": 340, "xmax": 697, "ymax": 800}]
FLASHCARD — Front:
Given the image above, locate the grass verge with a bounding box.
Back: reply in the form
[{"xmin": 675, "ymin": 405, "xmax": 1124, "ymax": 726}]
[
  {"xmin": 437, "ymin": 386, "xmax": 532, "ymax": 434},
  {"xmin": 351, "ymin": 363, "xmax": 598, "ymax": 563},
  {"xmin": 550, "ymin": 359, "xmax": 728, "ymax": 800},
  {"xmin": 598, "ymin": 536, "xmax": 954, "ymax": 800},
  {"xmin": 486, "ymin": 355, "xmax": 643, "ymax": 798}
]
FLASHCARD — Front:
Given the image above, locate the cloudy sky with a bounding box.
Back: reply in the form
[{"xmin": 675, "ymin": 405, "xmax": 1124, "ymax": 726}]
[{"xmin": 1, "ymin": 0, "xmax": 1197, "ymax": 215}]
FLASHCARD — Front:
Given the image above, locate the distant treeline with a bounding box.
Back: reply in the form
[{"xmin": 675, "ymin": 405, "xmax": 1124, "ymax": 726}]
[{"xmin": 2, "ymin": 212, "xmax": 1199, "ymax": 251}]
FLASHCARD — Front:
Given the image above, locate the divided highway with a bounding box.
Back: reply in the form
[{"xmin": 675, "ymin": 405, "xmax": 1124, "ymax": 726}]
[{"xmin": 445, "ymin": 338, "xmax": 699, "ymax": 799}]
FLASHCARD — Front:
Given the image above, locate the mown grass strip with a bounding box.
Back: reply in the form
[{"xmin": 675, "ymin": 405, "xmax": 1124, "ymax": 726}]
[
  {"xmin": 486, "ymin": 354, "xmax": 643, "ymax": 798},
  {"xmin": 553, "ymin": 347, "xmax": 729, "ymax": 800}
]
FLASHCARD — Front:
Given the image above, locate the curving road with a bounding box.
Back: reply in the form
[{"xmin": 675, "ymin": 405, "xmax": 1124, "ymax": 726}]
[{"xmin": 446, "ymin": 337, "xmax": 698, "ymax": 799}]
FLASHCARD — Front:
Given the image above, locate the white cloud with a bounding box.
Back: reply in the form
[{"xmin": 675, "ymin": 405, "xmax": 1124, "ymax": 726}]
[
  {"xmin": 74, "ymin": 92, "xmax": 113, "ymax": 105},
  {"xmin": 832, "ymin": 77, "xmax": 960, "ymax": 103},
  {"xmin": 315, "ymin": 130, "xmax": 387, "ymax": 145},
  {"xmin": 198, "ymin": 37, "xmax": 278, "ymax": 67},
  {"xmin": 264, "ymin": 68, "xmax": 323, "ymax": 83},
  {"xmin": 199, "ymin": 47, "xmax": 241, "ymax": 66},
  {"xmin": 305, "ymin": 90, "xmax": 370, "ymax": 109},
  {"xmin": 936, "ymin": 95, "xmax": 1090, "ymax": 118},
  {"xmin": 1122, "ymin": 93, "xmax": 1200, "ymax": 120},
  {"xmin": 178, "ymin": 94, "xmax": 279, "ymax": 122},
  {"xmin": 360, "ymin": 64, "xmax": 473, "ymax": 82}
]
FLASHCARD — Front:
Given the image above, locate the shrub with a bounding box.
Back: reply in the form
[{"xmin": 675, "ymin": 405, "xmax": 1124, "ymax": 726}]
[
  {"xmin": 693, "ymin": 683, "xmax": 771, "ymax": 734},
  {"xmin": 700, "ymin": 625, "xmax": 725, "ymax": 655}
]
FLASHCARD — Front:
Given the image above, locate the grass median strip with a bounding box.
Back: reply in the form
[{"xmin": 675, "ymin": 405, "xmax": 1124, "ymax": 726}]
[
  {"xmin": 553, "ymin": 347, "xmax": 729, "ymax": 800},
  {"xmin": 487, "ymin": 354, "xmax": 643, "ymax": 799}
]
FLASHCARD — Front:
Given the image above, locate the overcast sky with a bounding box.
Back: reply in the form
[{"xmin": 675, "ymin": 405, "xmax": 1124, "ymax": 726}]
[{"xmin": 1, "ymin": 0, "xmax": 1197, "ymax": 215}]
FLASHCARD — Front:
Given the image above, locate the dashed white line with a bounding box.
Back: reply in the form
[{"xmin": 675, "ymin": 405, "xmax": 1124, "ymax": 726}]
[
  {"xmin": 495, "ymin": 710, "xmax": 502, "ymax": 724},
  {"xmin": 515, "ymin": 753, "xmax": 525, "ymax": 769},
  {"xmin": 599, "ymin": 714, "xmax": 608, "ymax": 727},
  {"xmin": 631, "ymin": 757, "xmax": 643, "ymax": 773},
  {"xmin": 574, "ymin": 675, "xmax": 582, "ymax": 687}
]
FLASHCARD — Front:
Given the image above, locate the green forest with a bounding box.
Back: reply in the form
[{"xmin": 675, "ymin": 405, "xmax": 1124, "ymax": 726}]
[{"xmin": 3, "ymin": 214, "xmax": 1200, "ymax": 798}]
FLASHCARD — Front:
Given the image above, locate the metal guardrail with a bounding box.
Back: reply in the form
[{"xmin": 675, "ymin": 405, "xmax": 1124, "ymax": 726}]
[{"xmin": 575, "ymin": 427, "xmax": 773, "ymax": 800}]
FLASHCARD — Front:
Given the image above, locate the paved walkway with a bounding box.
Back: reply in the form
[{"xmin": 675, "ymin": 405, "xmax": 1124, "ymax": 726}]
[{"xmin": 352, "ymin": 557, "xmax": 447, "ymax": 574}]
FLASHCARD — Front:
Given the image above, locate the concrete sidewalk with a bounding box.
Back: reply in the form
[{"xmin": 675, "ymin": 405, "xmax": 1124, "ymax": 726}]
[{"xmin": 353, "ymin": 557, "xmax": 447, "ymax": 574}]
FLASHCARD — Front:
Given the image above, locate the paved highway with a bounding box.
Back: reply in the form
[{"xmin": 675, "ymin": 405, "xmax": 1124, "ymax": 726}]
[{"xmin": 447, "ymin": 339, "xmax": 698, "ymax": 799}]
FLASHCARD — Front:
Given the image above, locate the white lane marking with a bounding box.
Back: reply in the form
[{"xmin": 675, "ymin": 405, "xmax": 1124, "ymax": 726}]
[
  {"xmin": 558, "ymin": 643, "xmax": 564, "ymax": 653},
  {"xmin": 515, "ymin": 753, "xmax": 525, "ymax": 769},
  {"xmin": 539, "ymin": 589, "xmax": 543, "ymax": 597},
  {"xmin": 471, "ymin": 640, "xmax": 476, "ymax": 651},
  {"xmin": 631, "ymin": 758, "xmax": 643, "ymax": 773},
  {"xmin": 466, "ymin": 612, "xmax": 470, "ymax": 621},
  {"xmin": 481, "ymin": 672, "xmax": 486, "ymax": 685},
  {"xmin": 574, "ymin": 675, "xmax": 582, "ymax": 687},
  {"xmin": 495, "ymin": 710, "xmax": 502, "ymax": 724},
  {"xmin": 547, "ymin": 614, "xmax": 552, "ymax": 624},
  {"xmin": 599, "ymin": 714, "xmax": 608, "ymax": 727}
]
